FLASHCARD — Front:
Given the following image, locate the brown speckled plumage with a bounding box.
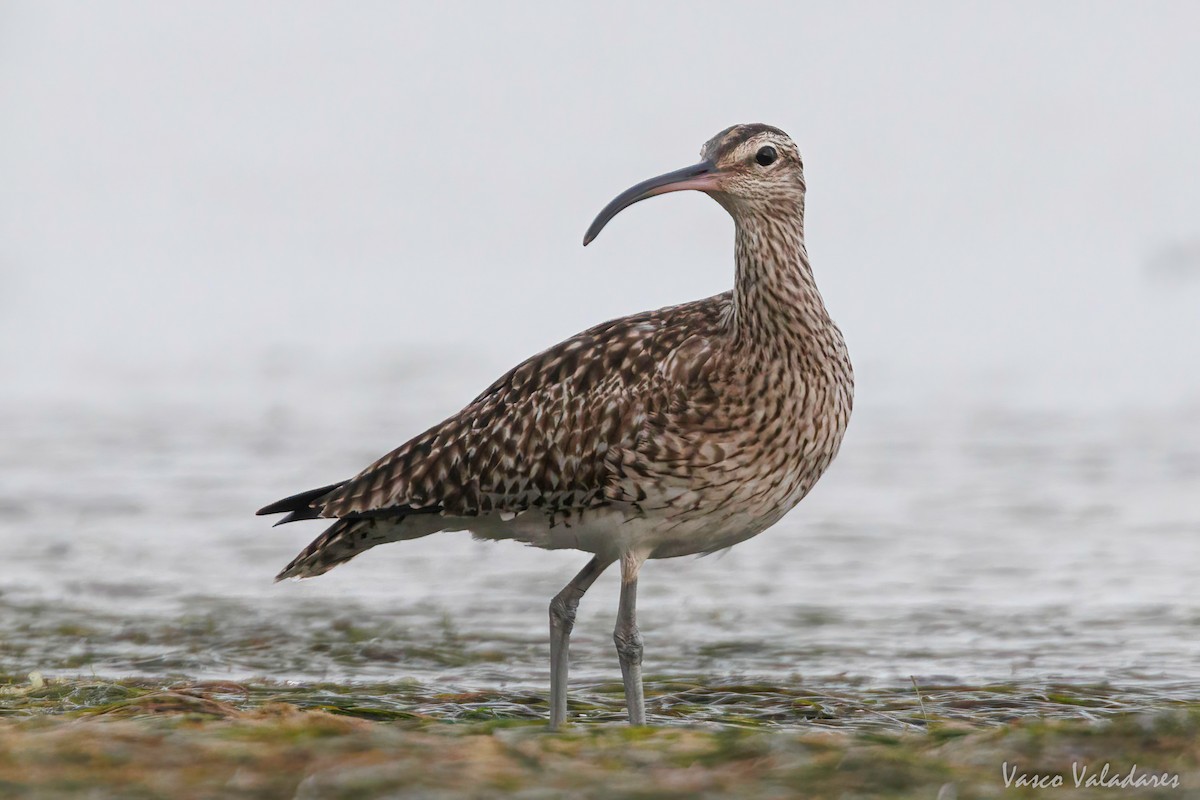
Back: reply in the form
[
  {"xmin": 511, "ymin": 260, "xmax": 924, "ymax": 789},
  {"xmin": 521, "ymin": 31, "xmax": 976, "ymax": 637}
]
[{"xmin": 258, "ymin": 123, "xmax": 853, "ymax": 727}]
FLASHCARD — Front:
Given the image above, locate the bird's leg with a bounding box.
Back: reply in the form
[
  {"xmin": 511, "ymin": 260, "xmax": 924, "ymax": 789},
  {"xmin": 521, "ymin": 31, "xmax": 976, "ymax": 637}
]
[
  {"xmin": 548, "ymin": 556, "xmax": 611, "ymax": 730},
  {"xmin": 613, "ymin": 550, "xmax": 648, "ymax": 726}
]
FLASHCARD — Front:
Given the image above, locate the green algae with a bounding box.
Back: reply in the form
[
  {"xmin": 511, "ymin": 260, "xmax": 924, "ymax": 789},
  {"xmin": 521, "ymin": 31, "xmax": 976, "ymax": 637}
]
[
  {"xmin": 1, "ymin": 671, "xmax": 1198, "ymax": 797},
  {"xmin": 0, "ymin": 687, "xmax": 1196, "ymax": 799},
  {"xmin": 2, "ymin": 673, "xmax": 1193, "ymax": 735}
]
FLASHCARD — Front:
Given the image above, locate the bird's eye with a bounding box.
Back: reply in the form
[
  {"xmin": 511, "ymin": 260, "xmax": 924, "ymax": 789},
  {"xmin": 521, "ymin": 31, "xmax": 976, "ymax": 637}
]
[{"xmin": 755, "ymin": 146, "xmax": 777, "ymax": 166}]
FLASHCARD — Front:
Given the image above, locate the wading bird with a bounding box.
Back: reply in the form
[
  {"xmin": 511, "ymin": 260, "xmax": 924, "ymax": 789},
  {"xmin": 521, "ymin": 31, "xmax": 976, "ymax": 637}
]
[{"xmin": 258, "ymin": 124, "xmax": 854, "ymax": 728}]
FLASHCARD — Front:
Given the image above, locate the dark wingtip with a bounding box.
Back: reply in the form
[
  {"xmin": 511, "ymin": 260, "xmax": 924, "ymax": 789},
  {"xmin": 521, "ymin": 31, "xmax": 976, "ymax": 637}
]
[{"xmin": 256, "ymin": 482, "xmax": 343, "ymax": 517}]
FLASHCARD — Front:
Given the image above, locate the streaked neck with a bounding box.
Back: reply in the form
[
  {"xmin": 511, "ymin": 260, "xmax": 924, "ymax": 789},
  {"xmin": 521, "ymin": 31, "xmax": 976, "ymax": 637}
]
[{"xmin": 730, "ymin": 201, "xmax": 831, "ymax": 351}]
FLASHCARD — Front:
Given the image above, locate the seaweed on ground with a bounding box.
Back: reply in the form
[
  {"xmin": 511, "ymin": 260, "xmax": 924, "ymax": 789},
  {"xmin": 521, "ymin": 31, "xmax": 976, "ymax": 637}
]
[{"xmin": 0, "ymin": 674, "xmax": 1196, "ymax": 798}]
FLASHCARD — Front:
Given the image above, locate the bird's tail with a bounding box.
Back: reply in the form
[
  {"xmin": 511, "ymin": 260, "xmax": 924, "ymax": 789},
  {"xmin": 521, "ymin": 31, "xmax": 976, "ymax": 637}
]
[
  {"xmin": 275, "ymin": 518, "xmax": 371, "ymax": 580},
  {"xmin": 275, "ymin": 515, "xmax": 443, "ymax": 581}
]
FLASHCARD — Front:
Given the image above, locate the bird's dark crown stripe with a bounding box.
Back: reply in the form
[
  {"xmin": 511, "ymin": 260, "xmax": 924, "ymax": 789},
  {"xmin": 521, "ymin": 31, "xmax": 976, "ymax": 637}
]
[{"xmin": 711, "ymin": 123, "xmax": 788, "ymax": 160}]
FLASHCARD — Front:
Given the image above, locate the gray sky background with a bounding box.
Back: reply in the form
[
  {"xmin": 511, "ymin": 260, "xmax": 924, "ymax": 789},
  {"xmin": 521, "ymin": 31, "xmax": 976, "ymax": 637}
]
[{"xmin": 2, "ymin": 1, "xmax": 1198, "ymax": 409}]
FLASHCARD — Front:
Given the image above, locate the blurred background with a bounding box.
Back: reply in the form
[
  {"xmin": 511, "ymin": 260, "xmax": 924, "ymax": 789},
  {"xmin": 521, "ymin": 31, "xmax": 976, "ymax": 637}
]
[{"xmin": 1, "ymin": 2, "xmax": 1197, "ymax": 703}]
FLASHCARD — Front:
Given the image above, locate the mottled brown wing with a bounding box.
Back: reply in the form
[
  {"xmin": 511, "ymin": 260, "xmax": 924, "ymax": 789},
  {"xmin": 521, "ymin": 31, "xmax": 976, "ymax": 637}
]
[{"xmin": 314, "ymin": 295, "xmax": 731, "ymax": 521}]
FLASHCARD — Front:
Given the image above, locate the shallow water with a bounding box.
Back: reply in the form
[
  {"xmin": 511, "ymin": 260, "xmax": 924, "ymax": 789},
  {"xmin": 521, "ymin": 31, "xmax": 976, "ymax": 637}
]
[{"xmin": 1, "ymin": 356, "xmax": 1198, "ymax": 722}]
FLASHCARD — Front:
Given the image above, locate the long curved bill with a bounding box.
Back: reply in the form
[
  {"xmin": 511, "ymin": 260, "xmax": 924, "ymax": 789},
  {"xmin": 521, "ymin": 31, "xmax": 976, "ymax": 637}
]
[{"xmin": 583, "ymin": 160, "xmax": 720, "ymax": 245}]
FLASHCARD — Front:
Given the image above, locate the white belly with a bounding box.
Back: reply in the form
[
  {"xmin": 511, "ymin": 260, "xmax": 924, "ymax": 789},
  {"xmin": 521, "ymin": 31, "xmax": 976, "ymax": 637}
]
[{"xmin": 452, "ymin": 499, "xmax": 789, "ymax": 562}]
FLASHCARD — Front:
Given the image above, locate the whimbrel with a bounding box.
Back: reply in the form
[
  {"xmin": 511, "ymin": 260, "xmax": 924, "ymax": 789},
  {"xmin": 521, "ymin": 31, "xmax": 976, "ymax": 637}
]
[{"xmin": 258, "ymin": 124, "xmax": 854, "ymax": 728}]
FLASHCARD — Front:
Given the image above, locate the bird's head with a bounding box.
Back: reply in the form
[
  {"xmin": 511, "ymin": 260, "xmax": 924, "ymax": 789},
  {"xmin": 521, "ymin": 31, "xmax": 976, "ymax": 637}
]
[{"xmin": 583, "ymin": 123, "xmax": 805, "ymax": 246}]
